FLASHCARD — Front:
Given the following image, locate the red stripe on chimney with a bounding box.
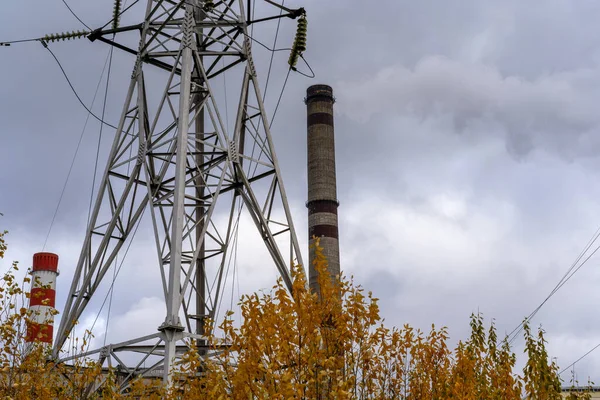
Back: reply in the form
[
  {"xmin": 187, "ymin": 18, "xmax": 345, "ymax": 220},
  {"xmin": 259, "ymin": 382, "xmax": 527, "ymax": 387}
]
[
  {"xmin": 25, "ymin": 322, "xmax": 53, "ymax": 343},
  {"xmin": 30, "ymin": 288, "xmax": 56, "ymax": 308}
]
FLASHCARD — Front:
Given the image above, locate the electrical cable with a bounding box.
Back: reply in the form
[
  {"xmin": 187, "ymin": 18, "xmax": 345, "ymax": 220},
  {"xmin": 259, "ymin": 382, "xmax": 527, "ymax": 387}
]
[
  {"xmin": 248, "ymin": 0, "xmax": 285, "ymax": 169},
  {"xmin": 231, "ymin": 206, "xmax": 243, "ymax": 316},
  {"xmin": 80, "ymin": 43, "xmax": 116, "ymax": 352},
  {"xmin": 243, "ymin": 3, "xmax": 296, "ymax": 177},
  {"xmin": 560, "ymin": 342, "xmax": 600, "ymax": 375},
  {"xmin": 269, "ymin": 68, "xmax": 291, "ymax": 129},
  {"xmin": 241, "ymin": 65, "xmax": 291, "ymax": 185},
  {"xmin": 234, "ymin": 225, "xmax": 241, "ymax": 305},
  {"xmin": 104, "ymin": 255, "xmax": 118, "ymax": 346},
  {"xmin": 509, "ymin": 241, "xmax": 600, "ymax": 345},
  {"xmin": 229, "ymin": 214, "xmax": 240, "ymax": 312},
  {"xmin": 222, "ymin": 57, "xmax": 230, "ymax": 132},
  {"xmin": 507, "ymin": 226, "xmax": 600, "ymax": 345},
  {"xmin": 87, "ymin": 45, "xmax": 114, "ymax": 227},
  {"xmin": 214, "ymin": 200, "xmax": 243, "ymax": 323},
  {"xmin": 244, "ymin": 34, "xmax": 314, "ymax": 78},
  {"xmin": 98, "ymin": 11, "xmax": 138, "ymax": 343},
  {"xmin": 42, "ymin": 42, "xmax": 118, "ymax": 130},
  {"xmin": 102, "ymin": 117, "xmax": 132, "ymax": 347},
  {"xmin": 85, "ymin": 207, "xmax": 146, "ymax": 352},
  {"xmin": 508, "ymin": 243, "xmax": 600, "ymax": 345},
  {"xmin": 37, "ymin": 0, "xmax": 135, "ymax": 352},
  {"xmin": 42, "ymin": 48, "xmax": 112, "ymax": 251},
  {"xmin": 60, "ymin": 0, "xmax": 91, "ymax": 30},
  {"xmin": 262, "ymin": 0, "xmax": 284, "ymax": 101},
  {"xmin": 2, "ymin": 0, "xmax": 137, "ymax": 129},
  {"xmin": 0, "ymin": 37, "xmax": 40, "ymax": 46},
  {"xmin": 0, "ymin": 0, "xmax": 132, "ymax": 46},
  {"xmin": 1, "ymin": 29, "xmax": 89, "ymax": 46},
  {"xmin": 295, "ymin": 54, "xmax": 315, "ymax": 78},
  {"xmin": 243, "ymin": 19, "xmax": 313, "ymax": 179},
  {"xmin": 98, "ymin": 40, "xmax": 117, "ymax": 346},
  {"xmin": 246, "ymin": 34, "xmax": 291, "ymax": 53}
]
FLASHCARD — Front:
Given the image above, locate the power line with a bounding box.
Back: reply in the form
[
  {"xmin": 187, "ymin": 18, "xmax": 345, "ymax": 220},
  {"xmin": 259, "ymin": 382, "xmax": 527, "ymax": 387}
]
[
  {"xmin": 246, "ymin": 34, "xmax": 291, "ymax": 53},
  {"xmin": 60, "ymin": 0, "xmax": 91, "ymax": 30},
  {"xmin": 103, "ymin": 255, "xmax": 119, "ymax": 346},
  {"xmin": 508, "ymin": 226, "xmax": 600, "ymax": 345},
  {"xmin": 262, "ymin": 0, "xmax": 285, "ymax": 101},
  {"xmin": 42, "ymin": 48, "xmax": 113, "ymax": 251},
  {"xmin": 269, "ymin": 68, "xmax": 291, "ymax": 129},
  {"xmin": 560, "ymin": 343, "xmax": 600, "ymax": 375},
  {"xmin": 85, "ymin": 208, "xmax": 146, "ymax": 352},
  {"xmin": 87, "ymin": 45, "xmax": 114, "ymax": 226},
  {"xmin": 1, "ymin": 0, "xmax": 137, "ymax": 128},
  {"xmin": 1, "ymin": 0, "xmax": 139, "ymax": 46},
  {"xmin": 0, "ymin": 37, "xmax": 39, "ymax": 46},
  {"xmin": 216, "ymin": 200, "xmax": 244, "ymax": 324},
  {"xmin": 244, "ymin": 32, "xmax": 315, "ymax": 79},
  {"xmin": 294, "ymin": 54, "xmax": 315, "ymax": 78},
  {"xmin": 99, "ymin": 39, "xmax": 120, "ymax": 345},
  {"xmin": 42, "ymin": 41, "xmax": 118, "ymax": 130}
]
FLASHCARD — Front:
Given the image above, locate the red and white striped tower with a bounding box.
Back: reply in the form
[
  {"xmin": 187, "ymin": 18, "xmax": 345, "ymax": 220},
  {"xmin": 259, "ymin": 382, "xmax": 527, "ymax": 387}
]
[
  {"xmin": 305, "ymin": 84, "xmax": 341, "ymax": 293},
  {"xmin": 25, "ymin": 252, "xmax": 59, "ymax": 344}
]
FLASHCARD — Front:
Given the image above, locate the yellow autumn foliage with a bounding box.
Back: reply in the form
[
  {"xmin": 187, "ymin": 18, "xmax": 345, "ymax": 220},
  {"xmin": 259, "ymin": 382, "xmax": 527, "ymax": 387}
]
[
  {"xmin": 183, "ymin": 238, "xmax": 592, "ymax": 399},
  {"xmin": 0, "ymin": 231, "xmax": 593, "ymax": 399}
]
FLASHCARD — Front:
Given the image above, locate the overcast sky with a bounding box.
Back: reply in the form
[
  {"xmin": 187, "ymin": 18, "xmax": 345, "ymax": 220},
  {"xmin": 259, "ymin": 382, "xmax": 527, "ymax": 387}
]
[{"xmin": 3, "ymin": 0, "xmax": 600, "ymax": 384}]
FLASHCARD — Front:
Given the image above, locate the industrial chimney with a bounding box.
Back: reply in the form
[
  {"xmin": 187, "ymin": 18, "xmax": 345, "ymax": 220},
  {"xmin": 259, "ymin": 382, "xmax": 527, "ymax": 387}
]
[
  {"xmin": 305, "ymin": 84, "xmax": 340, "ymax": 293},
  {"xmin": 25, "ymin": 252, "xmax": 59, "ymax": 344}
]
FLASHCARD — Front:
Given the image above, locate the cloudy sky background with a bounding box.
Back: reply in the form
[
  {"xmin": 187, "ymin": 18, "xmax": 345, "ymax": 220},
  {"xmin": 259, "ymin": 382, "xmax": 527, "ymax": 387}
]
[{"xmin": 3, "ymin": 0, "xmax": 600, "ymax": 383}]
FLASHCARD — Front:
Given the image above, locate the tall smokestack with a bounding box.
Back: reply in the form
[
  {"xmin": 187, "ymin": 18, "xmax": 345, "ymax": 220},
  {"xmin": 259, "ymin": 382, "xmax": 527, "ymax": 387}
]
[
  {"xmin": 26, "ymin": 252, "xmax": 59, "ymax": 344},
  {"xmin": 305, "ymin": 84, "xmax": 340, "ymax": 293}
]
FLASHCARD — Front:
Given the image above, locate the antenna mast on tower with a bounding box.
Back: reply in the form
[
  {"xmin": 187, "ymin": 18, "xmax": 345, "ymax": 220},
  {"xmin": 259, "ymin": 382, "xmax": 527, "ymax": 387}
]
[{"xmin": 51, "ymin": 0, "xmax": 306, "ymax": 387}]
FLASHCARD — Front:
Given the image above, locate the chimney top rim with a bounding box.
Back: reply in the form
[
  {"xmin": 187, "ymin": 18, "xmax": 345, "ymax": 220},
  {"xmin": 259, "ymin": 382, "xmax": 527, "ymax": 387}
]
[{"xmin": 305, "ymin": 84, "xmax": 335, "ymax": 104}]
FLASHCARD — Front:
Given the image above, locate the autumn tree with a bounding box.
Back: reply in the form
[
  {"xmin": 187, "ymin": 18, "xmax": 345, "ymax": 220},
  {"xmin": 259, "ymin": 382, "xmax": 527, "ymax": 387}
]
[
  {"xmin": 0, "ymin": 230, "xmax": 593, "ymax": 399},
  {"xmin": 185, "ymin": 238, "xmax": 591, "ymax": 400},
  {"xmin": 0, "ymin": 230, "xmax": 166, "ymax": 399}
]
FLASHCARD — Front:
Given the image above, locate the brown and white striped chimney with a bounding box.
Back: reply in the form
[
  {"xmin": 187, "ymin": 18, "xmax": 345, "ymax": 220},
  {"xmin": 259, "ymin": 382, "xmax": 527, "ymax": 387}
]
[{"xmin": 305, "ymin": 84, "xmax": 340, "ymax": 293}]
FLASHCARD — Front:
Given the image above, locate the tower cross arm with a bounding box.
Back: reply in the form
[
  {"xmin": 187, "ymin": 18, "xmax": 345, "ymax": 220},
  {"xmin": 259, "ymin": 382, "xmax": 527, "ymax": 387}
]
[{"xmin": 87, "ymin": 24, "xmax": 144, "ymax": 42}]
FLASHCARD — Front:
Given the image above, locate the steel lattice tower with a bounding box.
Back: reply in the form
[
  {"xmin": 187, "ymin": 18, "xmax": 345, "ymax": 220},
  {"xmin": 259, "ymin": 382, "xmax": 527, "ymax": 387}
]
[{"xmin": 51, "ymin": 0, "xmax": 305, "ymax": 387}]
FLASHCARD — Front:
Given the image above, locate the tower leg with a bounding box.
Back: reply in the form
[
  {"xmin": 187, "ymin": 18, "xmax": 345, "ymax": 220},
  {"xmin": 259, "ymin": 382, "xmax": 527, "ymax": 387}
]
[{"xmin": 159, "ymin": 5, "xmax": 195, "ymax": 385}]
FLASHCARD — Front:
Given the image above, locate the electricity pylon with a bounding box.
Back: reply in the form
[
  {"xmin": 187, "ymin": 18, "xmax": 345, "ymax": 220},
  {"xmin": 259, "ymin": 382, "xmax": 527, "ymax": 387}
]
[{"xmin": 51, "ymin": 0, "xmax": 305, "ymax": 387}]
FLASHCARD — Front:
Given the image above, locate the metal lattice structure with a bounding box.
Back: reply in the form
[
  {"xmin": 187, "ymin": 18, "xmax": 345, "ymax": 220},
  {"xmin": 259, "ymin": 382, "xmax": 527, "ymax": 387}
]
[{"xmin": 51, "ymin": 0, "xmax": 305, "ymax": 387}]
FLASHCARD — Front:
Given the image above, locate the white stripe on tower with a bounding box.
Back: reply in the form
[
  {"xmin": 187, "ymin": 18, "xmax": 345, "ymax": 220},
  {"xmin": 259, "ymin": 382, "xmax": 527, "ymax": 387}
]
[{"xmin": 26, "ymin": 252, "xmax": 59, "ymax": 344}]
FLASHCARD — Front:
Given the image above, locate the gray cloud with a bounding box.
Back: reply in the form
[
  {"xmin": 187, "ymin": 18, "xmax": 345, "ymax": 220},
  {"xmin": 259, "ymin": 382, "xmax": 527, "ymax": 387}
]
[
  {"xmin": 3, "ymin": 0, "xmax": 600, "ymax": 385},
  {"xmin": 337, "ymin": 56, "xmax": 600, "ymax": 159}
]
